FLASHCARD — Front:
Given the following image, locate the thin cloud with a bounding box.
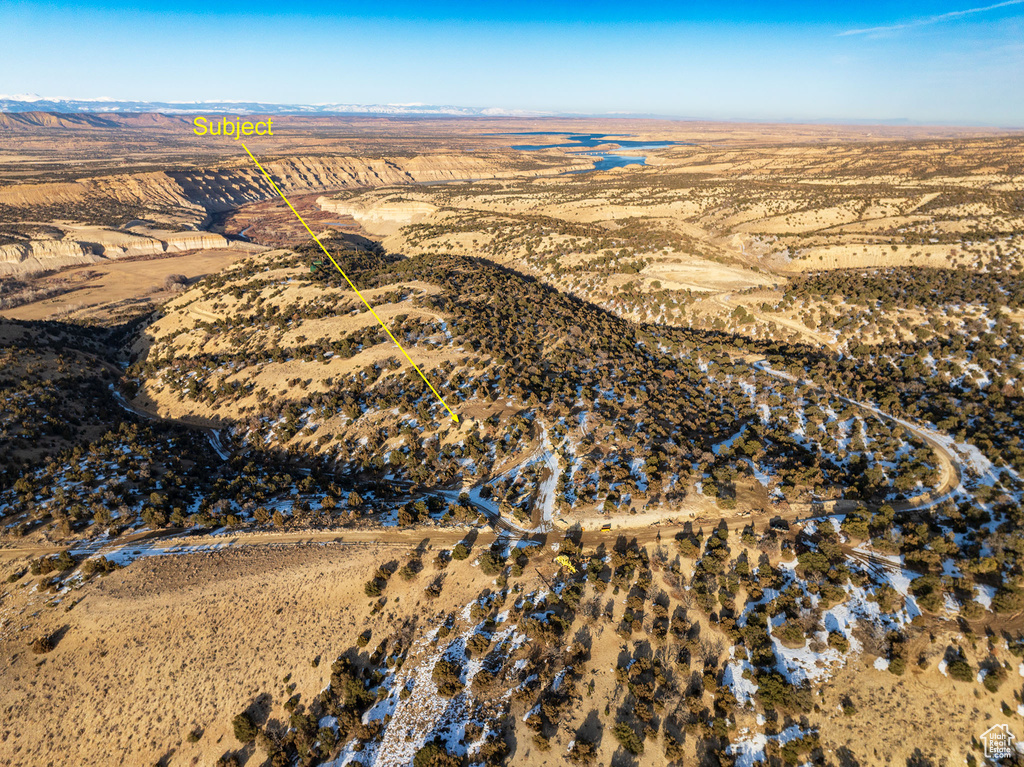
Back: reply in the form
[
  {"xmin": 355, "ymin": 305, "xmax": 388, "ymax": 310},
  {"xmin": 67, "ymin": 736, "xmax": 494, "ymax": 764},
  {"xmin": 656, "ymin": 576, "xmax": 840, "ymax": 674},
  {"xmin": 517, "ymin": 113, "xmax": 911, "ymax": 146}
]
[{"xmin": 838, "ymin": 0, "xmax": 1024, "ymax": 36}]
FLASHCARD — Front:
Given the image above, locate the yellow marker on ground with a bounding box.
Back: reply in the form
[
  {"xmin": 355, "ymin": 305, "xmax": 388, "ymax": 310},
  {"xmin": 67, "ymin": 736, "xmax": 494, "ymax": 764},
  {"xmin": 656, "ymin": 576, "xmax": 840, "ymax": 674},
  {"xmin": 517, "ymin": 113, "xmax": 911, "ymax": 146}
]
[
  {"xmin": 241, "ymin": 143, "xmax": 459, "ymax": 423},
  {"xmin": 555, "ymin": 555, "xmax": 576, "ymax": 574}
]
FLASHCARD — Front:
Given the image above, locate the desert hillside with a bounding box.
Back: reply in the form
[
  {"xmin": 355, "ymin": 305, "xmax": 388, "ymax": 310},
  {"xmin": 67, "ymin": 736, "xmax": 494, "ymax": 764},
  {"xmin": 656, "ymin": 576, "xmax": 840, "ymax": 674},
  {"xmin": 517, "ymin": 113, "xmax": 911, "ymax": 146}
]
[{"xmin": 2, "ymin": 520, "xmax": 1020, "ymax": 767}]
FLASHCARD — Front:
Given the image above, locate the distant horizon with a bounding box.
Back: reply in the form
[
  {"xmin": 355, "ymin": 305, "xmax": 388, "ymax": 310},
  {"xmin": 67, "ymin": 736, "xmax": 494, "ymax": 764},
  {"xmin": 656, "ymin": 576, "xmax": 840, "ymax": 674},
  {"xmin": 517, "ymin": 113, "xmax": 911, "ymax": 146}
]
[
  {"xmin": 1, "ymin": 95, "xmax": 1022, "ymax": 130},
  {"xmin": 3, "ymin": 1, "xmax": 1022, "ymax": 126}
]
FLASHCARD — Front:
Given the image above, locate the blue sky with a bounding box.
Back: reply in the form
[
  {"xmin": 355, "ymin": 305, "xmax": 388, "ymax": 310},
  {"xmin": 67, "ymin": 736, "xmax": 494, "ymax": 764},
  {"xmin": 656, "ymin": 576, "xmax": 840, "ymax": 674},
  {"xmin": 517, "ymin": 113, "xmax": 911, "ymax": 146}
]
[{"xmin": 2, "ymin": 1, "xmax": 1022, "ymax": 124}]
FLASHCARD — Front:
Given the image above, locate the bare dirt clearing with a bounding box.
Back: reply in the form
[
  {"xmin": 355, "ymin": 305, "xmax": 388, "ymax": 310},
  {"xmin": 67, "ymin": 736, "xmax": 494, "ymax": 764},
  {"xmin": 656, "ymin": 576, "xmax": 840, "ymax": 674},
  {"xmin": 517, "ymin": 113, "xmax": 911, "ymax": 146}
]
[{"xmin": 0, "ymin": 248, "xmax": 251, "ymax": 322}]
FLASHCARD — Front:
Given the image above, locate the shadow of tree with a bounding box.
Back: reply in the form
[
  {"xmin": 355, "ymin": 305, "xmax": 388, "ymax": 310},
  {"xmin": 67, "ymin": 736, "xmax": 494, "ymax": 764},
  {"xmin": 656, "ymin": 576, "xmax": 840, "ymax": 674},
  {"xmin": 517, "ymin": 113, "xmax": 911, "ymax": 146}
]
[
  {"xmin": 47, "ymin": 624, "xmax": 71, "ymax": 649},
  {"xmin": 835, "ymin": 746, "xmax": 862, "ymax": 767},
  {"xmin": 610, "ymin": 747, "xmax": 640, "ymax": 767},
  {"xmin": 906, "ymin": 748, "xmax": 935, "ymax": 767},
  {"xmin": 575, "ymin": 708, "xmax": 604, "ymax": 746}
]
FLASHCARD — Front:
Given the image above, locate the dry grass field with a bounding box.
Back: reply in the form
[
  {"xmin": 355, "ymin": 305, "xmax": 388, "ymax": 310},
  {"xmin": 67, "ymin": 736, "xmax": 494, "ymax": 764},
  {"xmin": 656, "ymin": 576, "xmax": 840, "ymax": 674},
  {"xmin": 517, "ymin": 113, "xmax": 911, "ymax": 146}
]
[
  {"xmin": 0, "ymin": 543, "xmax": 408, "ymax": 766},
  {"xmin": 0, "ymin": 248, "xmax": 251, "ymax": 323}
]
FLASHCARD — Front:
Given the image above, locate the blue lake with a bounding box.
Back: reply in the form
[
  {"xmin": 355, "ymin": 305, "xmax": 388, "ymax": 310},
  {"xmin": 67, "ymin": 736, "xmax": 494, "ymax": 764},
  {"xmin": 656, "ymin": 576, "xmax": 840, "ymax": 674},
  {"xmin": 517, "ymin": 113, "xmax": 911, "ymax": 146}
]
[
  {"xmin": 565, "ymin": 152, "xmax": 657, "ymax": 172},
  {"xmin": 490, "ymin": 132, "xmax": 689, "ymax": 171}
]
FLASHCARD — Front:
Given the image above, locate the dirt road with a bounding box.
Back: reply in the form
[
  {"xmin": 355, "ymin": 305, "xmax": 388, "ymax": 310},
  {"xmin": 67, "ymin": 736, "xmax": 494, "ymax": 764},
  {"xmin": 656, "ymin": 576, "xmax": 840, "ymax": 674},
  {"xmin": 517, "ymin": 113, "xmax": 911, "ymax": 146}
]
[
  {"xmin": 751, "ymin": 360, "xmax": 964, "ymax": 513},
  {"xmin": 715, "ymin": 290, "xmax": 837, "ymax": 349}
]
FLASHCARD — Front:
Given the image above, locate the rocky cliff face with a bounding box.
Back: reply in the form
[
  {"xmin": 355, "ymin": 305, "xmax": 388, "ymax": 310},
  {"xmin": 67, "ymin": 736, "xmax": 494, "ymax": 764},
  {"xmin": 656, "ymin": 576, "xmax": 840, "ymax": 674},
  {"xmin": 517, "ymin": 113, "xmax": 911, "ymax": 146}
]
[
  {"xmin": 0, "ymin": 152, "xmax": 577, "ymax": 277},
  {"xmin": 0, "ymin": 154, "xmax": 553, "ymax": 217},
  {"xmin": 0, "ymin": 230, "xmax": 247, "ymax": 276},
  {"xmin": 0, "ymin": 240, "xmax": 102, "ymax": 276},
  {"xmin": 317, "ymin": 196, "xmax": 437, "ymax": 235}
]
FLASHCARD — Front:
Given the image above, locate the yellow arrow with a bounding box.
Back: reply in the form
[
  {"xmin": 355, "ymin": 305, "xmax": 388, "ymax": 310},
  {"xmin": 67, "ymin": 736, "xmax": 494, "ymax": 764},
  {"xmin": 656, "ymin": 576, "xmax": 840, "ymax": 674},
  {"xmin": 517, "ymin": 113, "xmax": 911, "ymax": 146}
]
[
  {"xmin": 554, "ymin": 555, "xmax": 577, "ymax": 573},
  {"xmin": 241, "ymin": 143, "xmax": 459, "ymax": 423}
]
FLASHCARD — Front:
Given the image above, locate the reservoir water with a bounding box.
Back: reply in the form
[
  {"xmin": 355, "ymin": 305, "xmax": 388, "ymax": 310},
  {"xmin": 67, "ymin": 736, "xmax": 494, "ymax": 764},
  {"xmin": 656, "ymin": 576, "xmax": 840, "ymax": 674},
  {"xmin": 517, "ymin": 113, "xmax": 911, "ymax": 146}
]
[{"xmin": 491, "ymin": 132, "xmax": 690, "ymax": 172}]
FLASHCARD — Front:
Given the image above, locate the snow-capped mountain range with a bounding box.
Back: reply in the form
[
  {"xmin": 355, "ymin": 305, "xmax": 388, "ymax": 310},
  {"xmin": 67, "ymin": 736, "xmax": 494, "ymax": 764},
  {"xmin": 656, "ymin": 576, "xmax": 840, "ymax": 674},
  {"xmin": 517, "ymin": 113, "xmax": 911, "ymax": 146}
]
[{"xmin": 0, "ymin": 95, "xmax": 545, "ymax": 116}]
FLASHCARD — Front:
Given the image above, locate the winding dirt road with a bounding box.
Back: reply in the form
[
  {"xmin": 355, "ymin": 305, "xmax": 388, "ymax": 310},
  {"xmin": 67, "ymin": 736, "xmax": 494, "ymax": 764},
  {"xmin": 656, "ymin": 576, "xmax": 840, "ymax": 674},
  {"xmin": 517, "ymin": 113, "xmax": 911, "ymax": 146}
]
[
  {"xmin": 751, "ymin": 360, "xmax": 965, "ymax": 514},
  {"xmin": 715, "ymin": 291, "xmax": 837, "ymax": 349}
]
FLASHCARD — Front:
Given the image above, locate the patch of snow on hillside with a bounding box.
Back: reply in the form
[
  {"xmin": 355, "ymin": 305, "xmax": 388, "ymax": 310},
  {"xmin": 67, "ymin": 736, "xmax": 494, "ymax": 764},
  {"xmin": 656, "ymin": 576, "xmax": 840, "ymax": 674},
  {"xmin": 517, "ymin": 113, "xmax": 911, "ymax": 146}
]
[
  {"xmin": 729, "ymin": 724, "xmax": 812, "ymax": 767},
  {"xmin": 974, "ymin": 584, "xmax": 997, "ymax": 610},
  {"xmin": 770, "ymin": 630, "xmax": 845, "ymax": 684},
  {"xmin": 329, "ymin": 596, "xmax": 530, "ymax": 767},
  {"xmin": 723, "ymin": 656, "xmax": 759, "ymax": 705}
]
